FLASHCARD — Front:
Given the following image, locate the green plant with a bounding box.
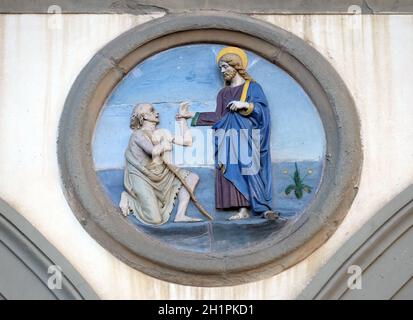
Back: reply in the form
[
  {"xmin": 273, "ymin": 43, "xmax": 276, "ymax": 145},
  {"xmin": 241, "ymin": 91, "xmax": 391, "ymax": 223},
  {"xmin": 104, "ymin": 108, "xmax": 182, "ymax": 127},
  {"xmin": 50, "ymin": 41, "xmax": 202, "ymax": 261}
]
[{"xmin": 285, "ymin": 163, "xmax": 312, "ymax": 199}]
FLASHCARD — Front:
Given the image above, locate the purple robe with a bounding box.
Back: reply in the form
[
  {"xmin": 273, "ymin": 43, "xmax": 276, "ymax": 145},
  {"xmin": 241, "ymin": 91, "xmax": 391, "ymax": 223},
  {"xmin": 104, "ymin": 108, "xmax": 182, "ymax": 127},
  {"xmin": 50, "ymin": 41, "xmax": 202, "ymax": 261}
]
[{"xmin": 192, "ymin": 84, "xmax": 250, "ymax": 209}]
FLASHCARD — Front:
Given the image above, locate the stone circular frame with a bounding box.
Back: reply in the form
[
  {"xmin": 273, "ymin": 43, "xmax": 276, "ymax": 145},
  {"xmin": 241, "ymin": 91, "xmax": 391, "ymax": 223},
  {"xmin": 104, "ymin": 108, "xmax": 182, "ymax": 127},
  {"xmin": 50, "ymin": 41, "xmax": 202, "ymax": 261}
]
[{"xmin": 58, "ymin": 13, "xmax": 362, "ymax": 286}]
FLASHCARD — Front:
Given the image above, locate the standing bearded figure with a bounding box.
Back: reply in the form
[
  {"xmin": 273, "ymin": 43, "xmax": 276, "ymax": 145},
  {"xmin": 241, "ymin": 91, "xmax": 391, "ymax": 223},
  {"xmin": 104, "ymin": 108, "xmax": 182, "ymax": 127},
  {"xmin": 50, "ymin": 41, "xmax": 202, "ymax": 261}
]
[{"xmin": 178, "ymin": 47, "xmax": 278, "ymax": 220}]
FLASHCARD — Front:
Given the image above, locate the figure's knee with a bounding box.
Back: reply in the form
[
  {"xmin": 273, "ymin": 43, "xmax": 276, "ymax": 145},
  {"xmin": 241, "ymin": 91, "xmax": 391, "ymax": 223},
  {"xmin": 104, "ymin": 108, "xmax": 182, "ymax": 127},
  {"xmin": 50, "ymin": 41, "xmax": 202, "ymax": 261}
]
[
  {"xmin": 186, "ymin": 172, "xmax": 199, "ymax": 189},
  {"xmin": 190, "ymin": 172, "xmax": 200, "ymax": 185}
]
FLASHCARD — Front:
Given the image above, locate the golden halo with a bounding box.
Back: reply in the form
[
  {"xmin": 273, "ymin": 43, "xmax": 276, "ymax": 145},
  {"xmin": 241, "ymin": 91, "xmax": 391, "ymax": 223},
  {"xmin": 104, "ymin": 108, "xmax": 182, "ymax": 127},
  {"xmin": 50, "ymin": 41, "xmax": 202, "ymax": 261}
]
[{"xmin": 216, "ymin": 46, "xmax": 248, "ymax": 69}]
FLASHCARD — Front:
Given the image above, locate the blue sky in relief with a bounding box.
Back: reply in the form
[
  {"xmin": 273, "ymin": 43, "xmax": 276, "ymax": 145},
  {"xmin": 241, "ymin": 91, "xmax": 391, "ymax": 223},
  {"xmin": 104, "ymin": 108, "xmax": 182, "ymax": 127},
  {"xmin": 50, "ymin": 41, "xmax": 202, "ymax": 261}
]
[{"xmin": 93, "ymin": 44, "xmax": 326, "ymax": 170}]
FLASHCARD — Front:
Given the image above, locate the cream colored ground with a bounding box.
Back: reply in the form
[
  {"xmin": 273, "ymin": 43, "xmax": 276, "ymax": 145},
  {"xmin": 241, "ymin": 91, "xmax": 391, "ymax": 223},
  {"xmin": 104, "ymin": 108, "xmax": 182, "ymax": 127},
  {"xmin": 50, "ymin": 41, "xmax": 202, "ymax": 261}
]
[{"xmin": 0, "ymin": 14, "xmax": 412, "ymax": 299}]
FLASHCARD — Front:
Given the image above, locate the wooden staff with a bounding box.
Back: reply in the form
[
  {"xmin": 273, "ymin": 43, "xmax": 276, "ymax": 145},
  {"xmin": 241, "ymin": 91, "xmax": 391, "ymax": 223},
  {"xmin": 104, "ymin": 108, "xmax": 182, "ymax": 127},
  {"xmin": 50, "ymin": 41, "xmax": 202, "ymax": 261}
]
[{"xmin": 164, "ymin": 162, "xmax": 213, "ymax": 221}]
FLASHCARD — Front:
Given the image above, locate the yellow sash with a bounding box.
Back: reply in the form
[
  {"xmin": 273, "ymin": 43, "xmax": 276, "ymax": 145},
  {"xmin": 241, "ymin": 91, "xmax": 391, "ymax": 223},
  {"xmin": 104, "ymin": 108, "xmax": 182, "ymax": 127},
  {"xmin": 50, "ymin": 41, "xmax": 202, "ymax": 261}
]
[
  {"xmin": 239, "ymin": 80, "xmax": 254, "ymax": 116},
  {"xmin": 240, "ymin": 80, "xmax": 250, "ymax": 102}
]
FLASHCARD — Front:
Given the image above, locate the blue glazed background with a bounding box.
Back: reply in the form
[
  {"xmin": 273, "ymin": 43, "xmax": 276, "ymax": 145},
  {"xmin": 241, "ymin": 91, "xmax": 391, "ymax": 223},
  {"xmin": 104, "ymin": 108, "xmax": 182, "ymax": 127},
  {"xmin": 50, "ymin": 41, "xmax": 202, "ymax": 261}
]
[{"xmin": 92, "ymin": 44, "xmax": 326, "ymax": 253}]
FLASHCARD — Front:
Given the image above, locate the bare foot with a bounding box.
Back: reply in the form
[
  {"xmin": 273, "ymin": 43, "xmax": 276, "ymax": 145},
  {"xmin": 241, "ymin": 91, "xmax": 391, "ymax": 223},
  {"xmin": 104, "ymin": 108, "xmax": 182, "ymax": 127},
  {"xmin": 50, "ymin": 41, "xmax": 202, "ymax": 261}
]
[
  {"xmin": 174, "ymin": 215, "xmax": 202, "ymax": 223},
  {"xmin": 119, "ymin": 192, "xmax": 130, "ymax": 217},
  {"xmin": 263, "ymin": 210, "xmax": 280, "ymax": 221},
  {"xmin": 228, "ymin": 208, "xmax": 250, "ymax": 221}
]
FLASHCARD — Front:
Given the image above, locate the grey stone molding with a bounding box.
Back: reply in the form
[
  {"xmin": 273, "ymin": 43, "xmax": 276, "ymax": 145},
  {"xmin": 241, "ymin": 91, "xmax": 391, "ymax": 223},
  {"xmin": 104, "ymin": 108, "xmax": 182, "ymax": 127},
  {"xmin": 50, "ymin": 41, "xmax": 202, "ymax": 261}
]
[
  {"xmin": 1, "ymin": 0, "xmax": 413, "ymax": 14},
  {"xmin": 0, "ymin": 198, "xmax": 99, "ymax": 300},
  {"xmin": 299, "ymin": 185, "xmax": 413, "ymax": 300}
]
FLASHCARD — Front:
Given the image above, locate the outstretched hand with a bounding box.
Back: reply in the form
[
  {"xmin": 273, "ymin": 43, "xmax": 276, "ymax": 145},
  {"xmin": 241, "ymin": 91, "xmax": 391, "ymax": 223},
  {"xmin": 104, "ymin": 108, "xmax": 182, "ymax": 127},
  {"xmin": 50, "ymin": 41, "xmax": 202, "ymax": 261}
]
[{"xmin": 176, "ymin": 101, "xmax": 194, "ymax": 120}]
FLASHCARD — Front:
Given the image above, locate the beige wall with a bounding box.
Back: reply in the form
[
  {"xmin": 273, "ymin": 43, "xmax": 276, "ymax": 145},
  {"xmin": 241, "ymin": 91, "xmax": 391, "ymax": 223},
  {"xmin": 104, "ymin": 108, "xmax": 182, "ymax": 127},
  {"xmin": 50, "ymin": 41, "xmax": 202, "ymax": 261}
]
[{"xmin": 0, "ymin": 14, "xmax": 412, "ymax": 299}]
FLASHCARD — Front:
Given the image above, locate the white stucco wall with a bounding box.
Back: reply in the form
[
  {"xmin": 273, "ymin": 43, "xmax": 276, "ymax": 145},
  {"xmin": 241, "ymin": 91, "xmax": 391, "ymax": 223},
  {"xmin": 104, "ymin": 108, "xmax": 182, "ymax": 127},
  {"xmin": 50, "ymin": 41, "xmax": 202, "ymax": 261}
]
[{"xmin": 0, "ymin": 14, "xmax": 412, "ymax": 299}]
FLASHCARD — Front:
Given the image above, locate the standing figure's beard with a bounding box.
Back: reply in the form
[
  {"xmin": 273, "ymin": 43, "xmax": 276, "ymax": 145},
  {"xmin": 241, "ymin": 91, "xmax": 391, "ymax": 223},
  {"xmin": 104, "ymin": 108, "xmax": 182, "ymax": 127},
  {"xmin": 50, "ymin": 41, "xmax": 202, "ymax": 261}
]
[{"xmin": 223, "ymin": 68, "xmax": 237, "ymax": 82}]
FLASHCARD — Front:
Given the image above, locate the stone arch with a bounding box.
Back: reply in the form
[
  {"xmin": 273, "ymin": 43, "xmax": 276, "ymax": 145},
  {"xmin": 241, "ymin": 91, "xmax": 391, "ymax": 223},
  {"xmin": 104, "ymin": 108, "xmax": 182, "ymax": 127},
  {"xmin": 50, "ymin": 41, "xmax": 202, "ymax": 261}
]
[
  {"xmin": 299, "ymin": 185, "xmax": 413, "ymax": 299},
  {"xmin": 0, "ymin": 198, "xmax": 98, "ymax": 300}
]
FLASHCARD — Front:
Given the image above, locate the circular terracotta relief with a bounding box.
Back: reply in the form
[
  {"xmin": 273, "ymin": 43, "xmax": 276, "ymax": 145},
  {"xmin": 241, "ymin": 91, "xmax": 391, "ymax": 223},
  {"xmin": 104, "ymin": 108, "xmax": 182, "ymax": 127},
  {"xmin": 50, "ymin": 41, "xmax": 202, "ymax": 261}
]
[{"xmin": 58, "ymin": 14, "xmax": 361, "ymax": 286}]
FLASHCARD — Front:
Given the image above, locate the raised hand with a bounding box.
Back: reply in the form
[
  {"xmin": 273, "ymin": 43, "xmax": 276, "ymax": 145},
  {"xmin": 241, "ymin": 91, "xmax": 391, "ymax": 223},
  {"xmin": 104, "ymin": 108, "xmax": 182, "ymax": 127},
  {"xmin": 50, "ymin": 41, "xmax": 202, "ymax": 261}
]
[{"xmin": 176, "ymin": 101, "xmax": 195, "ymax": 120}]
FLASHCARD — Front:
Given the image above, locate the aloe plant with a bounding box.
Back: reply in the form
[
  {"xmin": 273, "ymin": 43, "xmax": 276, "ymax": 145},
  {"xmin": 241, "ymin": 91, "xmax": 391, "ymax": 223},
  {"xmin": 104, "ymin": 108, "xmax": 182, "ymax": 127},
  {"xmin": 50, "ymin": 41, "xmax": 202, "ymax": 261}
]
[{"xmin": 285, "ymin": 163, "xmax": 312, "ymax": 199}]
